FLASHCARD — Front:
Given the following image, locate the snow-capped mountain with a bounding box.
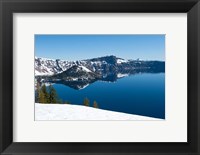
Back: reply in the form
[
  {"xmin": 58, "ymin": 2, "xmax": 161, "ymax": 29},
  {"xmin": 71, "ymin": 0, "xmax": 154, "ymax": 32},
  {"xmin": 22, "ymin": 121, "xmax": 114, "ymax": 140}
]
[
  {"xmin": 35, "ymin": 57, "xmax": 76, "ymax": 76},
  {"xmin": 51, "ymin": 65, "xmax": 101, "ymax": 81},
  {"xmin": 35, "ymin": 55, "xmax": 165, "ymax": 90},
  {"xmin": 35, "ymin": 55, "xmax": 130, "ymax": 76}
]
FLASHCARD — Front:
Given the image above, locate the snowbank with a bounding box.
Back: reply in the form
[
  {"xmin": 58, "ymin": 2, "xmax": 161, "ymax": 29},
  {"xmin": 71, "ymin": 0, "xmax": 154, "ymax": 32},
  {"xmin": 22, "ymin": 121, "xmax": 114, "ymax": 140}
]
[
  {"xmin": 35, "ymin": 103, "xmax": 162, "ymax": 121},
  {"xmin": 35, "ymin": 103, "xmax": 162, "ymax": 120}
]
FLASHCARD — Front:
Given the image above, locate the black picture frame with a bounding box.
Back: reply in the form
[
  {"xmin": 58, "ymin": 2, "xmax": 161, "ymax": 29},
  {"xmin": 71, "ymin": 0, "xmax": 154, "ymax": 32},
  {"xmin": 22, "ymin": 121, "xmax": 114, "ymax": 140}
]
[{"xmin": 0, "ymin": 0, "xmax": 200, "ymax": 154}]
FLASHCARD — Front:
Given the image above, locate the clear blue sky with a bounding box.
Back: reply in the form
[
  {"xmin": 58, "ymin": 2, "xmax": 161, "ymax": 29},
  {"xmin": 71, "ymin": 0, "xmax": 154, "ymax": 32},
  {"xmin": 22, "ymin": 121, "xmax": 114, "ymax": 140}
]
[{"xmin": 35, "ymin": 35, "xmax": 165, "ymax": 61}]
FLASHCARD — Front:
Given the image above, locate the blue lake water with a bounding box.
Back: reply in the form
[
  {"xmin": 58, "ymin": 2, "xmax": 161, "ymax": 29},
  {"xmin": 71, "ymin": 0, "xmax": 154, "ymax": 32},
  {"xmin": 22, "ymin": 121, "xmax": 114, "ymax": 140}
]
[{"xmin": 50, "ymin": 73, "xmax": 165, "ymax": 119}]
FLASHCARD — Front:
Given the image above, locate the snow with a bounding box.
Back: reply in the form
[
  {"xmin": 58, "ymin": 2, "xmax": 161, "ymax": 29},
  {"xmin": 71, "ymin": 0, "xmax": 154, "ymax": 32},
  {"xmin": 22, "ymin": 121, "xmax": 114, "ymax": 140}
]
[
  {"xmin": 78, "ymin": 84, "xmax": 89, "ymax": 90},
  {"xmin": 35, "ymin": 56, "xmax": 130, "ymax": 76},
  {"xmin": 79, "ymin": 66, "xmax": 92, "ymax": 72},
  {"xmin": 35, "ymin": 57, "xmax": 73, "ymax": 76},
  {"xmin": 43, "ymin": 82, "xmax": 54, "ymax": 87},
  {"xmin": 35, "ymin": 103, "xmax": 162, "ymax": 121},
  {"xmin": 117, "ymin": 59, "xmax": 127, "ymax": 64},
  {"xmin": 90, "ymin": 61, "xmax": 102, "ymax": 65},
  {"xmin": 117, "ymin": 73, "xmax": 129, "ymax": 78},
  {"xmin": 68, "ymin": 78, "xmax": 78, "ymax": 81},
  {"xmin": 35, "ymin": 70, "xmax": 54, "ymax": 76}
]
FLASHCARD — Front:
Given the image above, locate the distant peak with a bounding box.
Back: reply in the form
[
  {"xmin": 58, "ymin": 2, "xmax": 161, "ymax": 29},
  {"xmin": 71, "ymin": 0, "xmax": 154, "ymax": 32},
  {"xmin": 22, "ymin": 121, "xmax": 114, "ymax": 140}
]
[{"xmin": 107, "ymin": 55, "xmax": 116, "ymax": 58}]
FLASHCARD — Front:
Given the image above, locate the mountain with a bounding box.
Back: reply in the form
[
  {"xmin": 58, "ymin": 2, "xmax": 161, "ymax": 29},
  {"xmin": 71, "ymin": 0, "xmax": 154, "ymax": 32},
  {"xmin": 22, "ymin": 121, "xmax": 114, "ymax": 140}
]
[
  {"xmin": 35, "ymin": 55, "xmax": 164, "ymax": 76},
  {"xmin": 35, "ymin": 55, "xmax": 129, "ymax": 76},
  {"xmin": 35, "ymin": 57, "xmax": 74, "ymax": 76},
  {"xmin": 35, "ymin": 55, "xmax": 165, "ymax": 90}
]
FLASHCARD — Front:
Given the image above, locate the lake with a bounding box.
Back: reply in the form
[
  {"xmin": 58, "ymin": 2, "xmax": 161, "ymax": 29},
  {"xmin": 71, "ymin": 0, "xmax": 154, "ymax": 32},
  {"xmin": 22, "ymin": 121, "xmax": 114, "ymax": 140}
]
[{"xmin": 48, "ymin": 73, "xmax": 165, "ymax": 119}]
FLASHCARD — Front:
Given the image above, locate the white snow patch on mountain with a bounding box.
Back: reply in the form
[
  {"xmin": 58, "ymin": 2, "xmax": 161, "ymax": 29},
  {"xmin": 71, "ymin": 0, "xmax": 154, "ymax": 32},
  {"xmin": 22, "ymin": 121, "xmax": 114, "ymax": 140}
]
[
  {"xmin": 71, "ymin": 78, "xmax": 78, "ymax": 81},
  {"xmin": 117, "ymin": 73, "xmax": 129, "ymax": 78},
  {"xmin": 79, "ymin": 66, "xmax": 92, "ymax": 72},
  {"xmin": 117, "ymin": 59, "xmax": 127, "ymax": 64},
  {"xmin": 35, "ymin": 103, "xmax": 162, "ymax": 121},
  {"xmin": 35, "ymin": 70, "xmax": 55, "ymax": 76},
  {"xmin": 90, "ymin": 61, "xmax": 102, "ymax": 65}
]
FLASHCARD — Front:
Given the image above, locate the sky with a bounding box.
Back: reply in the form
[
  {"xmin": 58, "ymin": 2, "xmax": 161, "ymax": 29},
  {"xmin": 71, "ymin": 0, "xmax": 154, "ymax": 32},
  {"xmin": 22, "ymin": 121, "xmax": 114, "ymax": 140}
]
[{"xmin": 35, "ymin": 35, "xmax": 165, "ymax": 61}]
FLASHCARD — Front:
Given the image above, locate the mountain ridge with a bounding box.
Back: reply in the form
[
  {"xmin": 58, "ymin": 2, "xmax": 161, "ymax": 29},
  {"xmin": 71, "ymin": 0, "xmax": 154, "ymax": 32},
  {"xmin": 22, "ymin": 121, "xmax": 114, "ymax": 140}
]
[
  {"xmin": 35, "ymin": 55, "xmax": 164, "ymax": 76},
  {"xmin": 35, "ymin": 55, "xmax": 165, "ymax": 90}
]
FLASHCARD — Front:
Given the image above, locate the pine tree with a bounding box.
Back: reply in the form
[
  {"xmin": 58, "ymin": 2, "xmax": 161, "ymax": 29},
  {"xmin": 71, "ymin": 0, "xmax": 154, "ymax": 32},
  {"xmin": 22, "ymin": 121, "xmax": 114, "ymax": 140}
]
[
  {"xmin": 35, "ymin": 82, "xmax": 40, "ymax": 103},
  {"xmin": 64, "ymin": 101, "xmax": 70, "ymax": 104},
  {"xmin": 38, "ymin": 89, "xmax": 46, "ymax": 103},
  {"xmin": 67, "ymin": 101, "xmax": 71, "ymax": 104},
  {"xmin": 49, "ymin": 84, "xmax": 58, "ymax": 103},
  {"xmin": 83, "ymin": 98, "xmax": 90, "ymax": 106},
  {"xmin": 35, "ymin": 89, "xmax": 39, "ymax": 103},
  {"xmin": 41, "ymin": 84, "xmax": 49, "ymax": 103},
  {"xmin": 93, "ymin": 101, "xmax": 99, "ymax": 108}
]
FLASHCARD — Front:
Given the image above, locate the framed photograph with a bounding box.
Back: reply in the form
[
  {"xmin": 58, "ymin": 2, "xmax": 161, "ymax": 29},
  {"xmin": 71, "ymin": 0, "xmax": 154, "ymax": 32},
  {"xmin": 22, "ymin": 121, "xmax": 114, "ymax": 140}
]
[
  {"xmin": 0, "ymin": 0, "xmax": 200, "ymax": 154},
  {"xmin": 34, "ymin": 34, "xmax": 165, "ymax": 121}
]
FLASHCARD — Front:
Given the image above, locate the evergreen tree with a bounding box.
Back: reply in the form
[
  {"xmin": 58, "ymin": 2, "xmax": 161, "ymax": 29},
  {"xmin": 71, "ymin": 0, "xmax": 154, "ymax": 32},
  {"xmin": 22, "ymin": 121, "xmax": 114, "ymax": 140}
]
[
  {"xmin": 41, "ymin": 84, "xmax": 49, "ymax": 103},
  {"xmin": 67, "ymin": 101, "xmax": 71, "ymax": 104},
  {"xmin": 83, "ymin": 98, "xmax": 90, "ymax": 106},
  {"xmin": 49, "ymin": 84, "xmax": 58, "ymax": 103},
  {"xmin": 35, "ymin": 82, "xmax": 40, "ymax": 103},
  {"xmin": 38, "ymin": 89, "xmax": 46, "ymax": 103},
  {"xmin": 93, "ymin": 101, "xmax": 99, "ymax": 108},
  {"xmin": 64, "ymin": 101, "xmax": 70, "ymax": 104},
  {"xmin": 35, "ymin": 89, "xmax": 39, "ymax": 103}
]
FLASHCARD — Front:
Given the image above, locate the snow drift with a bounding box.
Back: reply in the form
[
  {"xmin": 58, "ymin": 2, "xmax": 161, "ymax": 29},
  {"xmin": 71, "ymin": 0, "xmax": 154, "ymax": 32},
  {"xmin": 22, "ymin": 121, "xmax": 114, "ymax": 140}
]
[{"xmin": 35, "ymin": 103, "xmax": 162, "ymax": 121}]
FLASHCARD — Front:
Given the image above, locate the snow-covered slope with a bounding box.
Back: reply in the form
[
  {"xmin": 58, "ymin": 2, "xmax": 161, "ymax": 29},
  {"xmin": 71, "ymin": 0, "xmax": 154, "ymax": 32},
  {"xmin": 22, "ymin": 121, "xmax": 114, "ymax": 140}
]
[
  {"xmin": 35, "ymin": 56, "xmax": 130, "ymax": 76},
  {"xmin": 35, "ymin": 56, "xmax": 165, "ymax": 77},
  {"xmin": 35, "ymin": 103, "xmax": 162, "ymax": 121},
  {"xmin": 79, "ymin": 65, "xmax": 92, "ymax": 72},
  {"xmin": 35, "ymin": 57, "xmax": 76, "ymax": 76}
]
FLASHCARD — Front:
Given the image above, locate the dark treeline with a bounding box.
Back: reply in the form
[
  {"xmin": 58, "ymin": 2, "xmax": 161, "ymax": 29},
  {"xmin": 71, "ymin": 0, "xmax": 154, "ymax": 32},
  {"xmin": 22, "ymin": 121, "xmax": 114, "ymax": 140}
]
[
  {"xmin": 35, "ymin": 83, "xmax": 99, "ymax": 108},
  {"xmin": 35, "ymin": 84, "xmax": 59, "ymax": 103},
  {"xmin": 83, "ymin": 97, "xmax": 99, "ymax": 108}
]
